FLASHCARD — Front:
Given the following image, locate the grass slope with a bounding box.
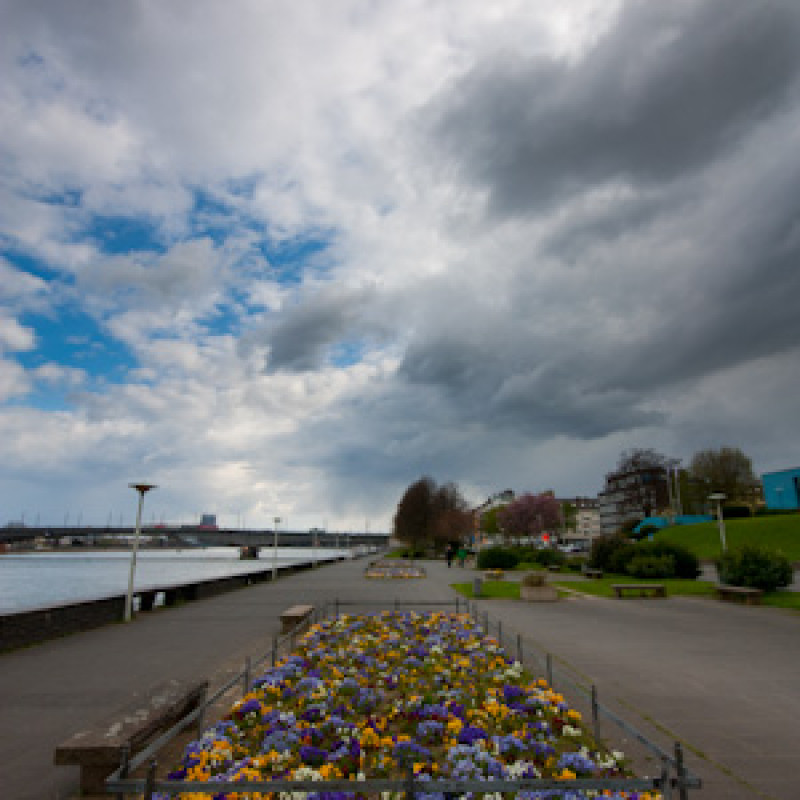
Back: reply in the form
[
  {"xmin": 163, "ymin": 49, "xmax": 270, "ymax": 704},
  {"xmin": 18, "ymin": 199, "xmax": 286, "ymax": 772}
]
[{"xmin": 653, "ymin": 514, "xmax": 800, "ymax": 561}]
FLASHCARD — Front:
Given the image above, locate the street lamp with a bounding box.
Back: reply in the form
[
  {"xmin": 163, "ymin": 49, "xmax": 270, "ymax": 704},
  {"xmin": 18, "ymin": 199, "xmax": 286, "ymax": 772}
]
[
  {"xmin": 709, "ymin": 492, "xmax": 727, "ymax": 553},
  {"xmin": 125, "ymin": 483, "xmax": 157, "ymax": 622},
  {"xmin": 272, "ymin": 517, "xmax": 281, "ymax": 580}
]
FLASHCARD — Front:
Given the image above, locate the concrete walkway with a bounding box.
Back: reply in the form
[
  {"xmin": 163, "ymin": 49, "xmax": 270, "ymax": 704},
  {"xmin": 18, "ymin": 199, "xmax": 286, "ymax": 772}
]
[{"xmin": 1, "ymin": 556, "xmax": 797, "ymax": 799}]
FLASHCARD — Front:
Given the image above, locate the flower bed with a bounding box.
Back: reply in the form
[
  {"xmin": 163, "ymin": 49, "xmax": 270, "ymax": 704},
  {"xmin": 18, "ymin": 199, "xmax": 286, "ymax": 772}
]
[
  {"xmin": 364, "ymin": 564, "xmax": 426, "ymax": 579},
  {"xmin": 159, "ymin": 611, "xmax": 658, "ymax": 799}
]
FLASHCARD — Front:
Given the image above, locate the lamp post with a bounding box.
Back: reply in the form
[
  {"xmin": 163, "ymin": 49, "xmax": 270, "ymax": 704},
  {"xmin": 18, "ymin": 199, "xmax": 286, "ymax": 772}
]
[
  {"xmin": 709, "ymin": 492, "xmax": 727, "ymax": 553},
  {"xmin": 272, "ymin": 517, "xmax": 281, "ymax": 580},
  {"xmin": 125, "ymin": 483, "xmax": 157, "ymax": 622}
]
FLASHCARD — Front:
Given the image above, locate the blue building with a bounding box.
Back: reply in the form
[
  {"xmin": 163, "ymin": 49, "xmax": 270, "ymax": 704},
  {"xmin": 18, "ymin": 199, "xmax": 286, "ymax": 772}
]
[{"xmin": 762, "ymin": 468, "xmax": 800, "ymax": 510}]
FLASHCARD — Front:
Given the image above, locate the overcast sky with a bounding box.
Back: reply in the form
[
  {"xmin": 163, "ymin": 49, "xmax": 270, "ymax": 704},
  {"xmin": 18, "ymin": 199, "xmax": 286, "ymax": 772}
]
[{"xmin": 1, "ymin": 0, "xmax": 798, "ymax": 531}]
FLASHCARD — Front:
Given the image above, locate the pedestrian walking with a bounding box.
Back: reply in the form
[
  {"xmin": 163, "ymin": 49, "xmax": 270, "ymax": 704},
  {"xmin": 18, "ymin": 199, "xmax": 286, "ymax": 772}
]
[
  {"xmin": 446, "ymin": 543, "xmax": 455, "ymax": 568},
  {"xmin": 457, "ymin": 545, "xmax": 467, "ymax": 567}
]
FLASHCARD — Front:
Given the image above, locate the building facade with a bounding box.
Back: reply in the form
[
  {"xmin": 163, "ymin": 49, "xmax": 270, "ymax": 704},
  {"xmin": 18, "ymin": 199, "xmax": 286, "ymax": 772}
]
[
  {"xmin": 762, "ymin": 467, "xmax": 800, "ymax": 510},
  {"xmin": 598, "ymin": 466, "xmax": 670, "ymax": 536}
]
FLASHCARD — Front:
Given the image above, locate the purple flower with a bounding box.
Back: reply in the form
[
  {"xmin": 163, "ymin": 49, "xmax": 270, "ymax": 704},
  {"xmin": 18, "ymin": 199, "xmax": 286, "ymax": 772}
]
[
  {"xmin": 299, "ymin": 744, "xmax": 328, "ymax": 766},
  {"xmin": 457, "ymin": 725, "xmax": 488, "ymax": 745}
]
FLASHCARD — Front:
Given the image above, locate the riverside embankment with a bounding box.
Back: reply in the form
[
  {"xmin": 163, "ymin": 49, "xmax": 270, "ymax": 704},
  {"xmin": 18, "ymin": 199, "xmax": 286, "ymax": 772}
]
[{"xmin": 1, "ymin": 557, "xmax": 798, "ymax": 800}]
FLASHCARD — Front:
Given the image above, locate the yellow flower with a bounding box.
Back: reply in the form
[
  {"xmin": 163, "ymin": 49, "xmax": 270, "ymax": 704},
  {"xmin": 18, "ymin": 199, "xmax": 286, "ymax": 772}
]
[{"xmin": 558, "ymin": 768, "xmax": 576, "ymax": 780}]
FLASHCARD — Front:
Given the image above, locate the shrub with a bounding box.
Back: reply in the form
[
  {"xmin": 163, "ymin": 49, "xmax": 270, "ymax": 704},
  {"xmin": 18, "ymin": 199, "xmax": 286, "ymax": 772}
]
[
  {"xmin": 533, "ymin": 548, "xmax": 566, "ymax": 568},
  {"xmin": 626, "ymin": 554, "xmax": 676, "ymax": 579},
  {"xmin": 717, "ymin": 545, "xmax": 793, "ymax": 592},
  {"xmin": 590, "ymin": 535, "xmax": 700, "ymax": 578},
  {"xmin": 476, "ymin": 546, "xmax": 519, "ymax": 570},
  {"xmin": 636, "ymin": 541, "xmax": 700, "ymax": 579},
  {"xmin": 565, "ymin": 555, "xmax": 586, "ymax": 572},
  {"xmin": 589, "ymin": 534, "xmax": 631, "ymax": 572}
]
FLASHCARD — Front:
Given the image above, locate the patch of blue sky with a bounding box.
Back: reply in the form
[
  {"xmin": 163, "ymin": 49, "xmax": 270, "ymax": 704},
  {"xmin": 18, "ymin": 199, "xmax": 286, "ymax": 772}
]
[
  {"xmin": 258, "ymin": 232, "xmax": 336, "ymax": 286},
  {"xmin": 84, "ymin": 213, "xmax": 168, "ymax": 256},
  {"xmin": 329, "ymin": 339, "xmax": 367, "ymax": 368},
  {"xmin": 190, "ymin": 188, "xmax": 241, "ymax": 246},
  {"xmin": 16, "ymin": 308, "xmax": 135, "ymax": 384},
  {"xmin": 197, "ymin": 297, "xmax": 243, "ymax": 339},
  {"xmin": 4, "ymin": 384, "xmax": 78, "ymax": 413},
  {"xmin": 1, "ymin": 244, "xmax": 65, "ymax": 282}
]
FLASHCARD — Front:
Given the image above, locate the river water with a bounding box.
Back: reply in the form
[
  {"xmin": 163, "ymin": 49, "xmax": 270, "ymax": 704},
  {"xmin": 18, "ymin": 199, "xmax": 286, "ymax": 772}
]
[{"xmin": 0, "ymin": 547, "xmax": 352, "ymax": 613}]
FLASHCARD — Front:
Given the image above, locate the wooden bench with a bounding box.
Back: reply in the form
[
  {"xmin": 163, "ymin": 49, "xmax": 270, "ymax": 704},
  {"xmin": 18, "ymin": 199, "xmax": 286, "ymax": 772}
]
[
  {"xmin": 280, "ymin": 604, "xmax": 314, "ymax": 633},
  {"xmin": 582, "ymin": 567, "xmax": 603, "ymax": 579},
  {"xmin": 715, "ymin": 585, "xmax": 763, "ymax": 606},
  {"xmin": 54, "ymin": 678, "xmax": 207, "ymax": 795},
  {"xmin": 612, "ymin": 583, "xmax": 666, "ymax": 598}
]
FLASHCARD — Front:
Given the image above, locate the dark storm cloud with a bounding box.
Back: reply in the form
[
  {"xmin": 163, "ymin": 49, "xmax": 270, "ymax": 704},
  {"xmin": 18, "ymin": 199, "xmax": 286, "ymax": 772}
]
[
  {"xmin": 429, "ymin": 0, "xmax": 800, "ymax": 216},
  {"xmin": 260, "ymin": 286, "xmax": 377, "ymax": 372},
  {"xmin": 604, "ymin": 163, "xmax": 800, "ymax": 390}
]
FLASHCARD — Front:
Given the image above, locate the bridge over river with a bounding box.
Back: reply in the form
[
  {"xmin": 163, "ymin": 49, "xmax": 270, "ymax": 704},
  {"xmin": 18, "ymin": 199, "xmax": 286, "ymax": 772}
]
[{"xmin": 0, "ymin": 525, "xmax": 390, "ymax": 549}]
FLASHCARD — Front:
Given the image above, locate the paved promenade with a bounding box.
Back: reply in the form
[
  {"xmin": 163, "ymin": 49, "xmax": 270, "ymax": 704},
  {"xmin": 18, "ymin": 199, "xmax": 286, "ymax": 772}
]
[{"xmin": 1, "ymin": 555, "xmax": 797, "ymax": 799}]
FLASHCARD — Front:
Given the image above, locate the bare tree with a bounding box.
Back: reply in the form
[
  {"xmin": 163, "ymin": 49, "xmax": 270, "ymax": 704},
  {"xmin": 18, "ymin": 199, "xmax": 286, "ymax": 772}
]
[{"xmin": 689, "ymin": 446, "xmax": 758, "ymax": 503}]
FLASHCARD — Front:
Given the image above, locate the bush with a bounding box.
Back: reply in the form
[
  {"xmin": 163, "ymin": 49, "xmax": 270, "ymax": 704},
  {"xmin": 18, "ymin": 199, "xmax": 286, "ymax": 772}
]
[
  {"xmin": 636, "ymin": 541, "xmax": 700, "ymax": 579},
  {"xmin": 533, "ymin": 548, "xmax": 566, "ymax": 568},
  {"xmin": 626, "ymin": 554, "xmax": 676, "ymax": 579},
  {"xmin": 717, "ymin": 545, "xmax": 793, "ymax": 592},
  {"xmin": 476, "ymin": 546, "xmax": 519, "ymax": 570},
  {"xmin": 589, "ymin": 534, "xmax": 631, "ymax": 572},
  {"xmin": 590, "ymin": 535, "xmax": 700, "ymax": 578},
  {"xmin": 565, "ymin": 555, "xmax": 586, "ymax": 572}
]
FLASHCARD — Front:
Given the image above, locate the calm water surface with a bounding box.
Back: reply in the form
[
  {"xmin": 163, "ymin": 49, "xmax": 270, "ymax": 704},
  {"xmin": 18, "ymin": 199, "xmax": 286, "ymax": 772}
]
[{"xmin": 0, "ymin": 547, "xmax": 348, "ymax": 613}]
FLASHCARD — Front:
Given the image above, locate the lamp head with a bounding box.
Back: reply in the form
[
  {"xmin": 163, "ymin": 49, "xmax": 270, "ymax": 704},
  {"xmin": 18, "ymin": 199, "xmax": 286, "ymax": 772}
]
[{"xmin": 129, "ymin": 483, "xmax": 157, "ymax": 495}]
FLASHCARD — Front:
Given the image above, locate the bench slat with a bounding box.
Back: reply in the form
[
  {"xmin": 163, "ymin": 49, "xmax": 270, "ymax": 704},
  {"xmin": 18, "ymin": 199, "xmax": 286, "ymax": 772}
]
[{"xmin": 55, "ymin": 679, "xmax": 207, "ymax": 793}]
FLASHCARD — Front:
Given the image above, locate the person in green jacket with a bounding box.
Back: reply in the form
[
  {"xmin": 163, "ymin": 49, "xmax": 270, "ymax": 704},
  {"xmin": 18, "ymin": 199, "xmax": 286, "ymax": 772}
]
[{"xmin": 457, "ymin": 546, "xmax": 467, "ymax": 567}]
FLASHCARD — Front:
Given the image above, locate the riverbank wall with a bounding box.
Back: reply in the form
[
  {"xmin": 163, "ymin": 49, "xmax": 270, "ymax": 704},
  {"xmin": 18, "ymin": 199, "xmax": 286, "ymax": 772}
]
[{"xmin": 0, "ymin": 555, "xmax": 343, "ymax": 653}]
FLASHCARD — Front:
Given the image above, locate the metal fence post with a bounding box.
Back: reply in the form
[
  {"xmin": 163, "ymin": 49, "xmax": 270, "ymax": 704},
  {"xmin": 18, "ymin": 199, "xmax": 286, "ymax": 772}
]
[
  {"xmin": 195, "ymin": 685, "xmax": 207, "ymax": 738},
  {"xmin": 675, "ymin": 741, "xmax": 688, "ymax": 800},
  {"xmin": 546, "ymin": 652, "xmax": 553, "ymax": 687},
  {"xmin": 497, "ymin": 619, "xmax": 502, "ymax": 647},
  {"xmin": 660, "ymin": 755, "xmax": 673, "ymax": 800},
  {"xmin": 144, "ymin": 758, "xmax": 157, "ymax": 799},
  {"xmin": 335, "ymin": 597, "xmax": 340, "ymax": 618},
  {"xmin": 271, "ymin": 634, "xmax": 278, "ymax": 667},
  {"xmin": 591, "ymin": 684, "xmax": 600, "ymax": 744},
  {"xmin": 116, "ymin": 744, "xmax": 131, "ymax": 800},
  {"xmin": 516, "ymin": 633, "xmax": 522, "ymax": 664},
  {"xmin": 483, "ymin": 610, "xmax": 489, "ymax": 632},
  {"xmin": 404, "ymin": 764, "xmax": 415, "ymax": 800},
  {"xmin": 243, "ymin": 656, "xmax": 251, "ymax": 695}
]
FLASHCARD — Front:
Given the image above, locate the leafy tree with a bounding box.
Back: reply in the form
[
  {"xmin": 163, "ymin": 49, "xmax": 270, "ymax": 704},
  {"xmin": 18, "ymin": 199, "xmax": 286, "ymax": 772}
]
[
  {"xmin": 497, "ymin": 493, "xmax": 561, "ymax": 543},
  {"xmin": 689, "ymin": 446, "xmax": 759, "ymax": 503},
  {"xmin": 392, "ymin": 477, "xmax": 470, "ymax": 551},
  {"xmin": 480, "ymin": 505, "xmax": 507, "ymax": 537},
  {"xmin": 392, "ymin": 477, "xmax": 436, "ymax": 551}
]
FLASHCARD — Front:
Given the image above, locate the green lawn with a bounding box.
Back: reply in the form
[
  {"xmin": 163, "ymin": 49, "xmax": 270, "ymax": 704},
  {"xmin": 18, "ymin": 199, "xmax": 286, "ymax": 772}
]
[
  {"xmin": 554, "ymin": 575, "xmax": 800, "ymax": 611},
  {"xmin": 452, "ymin": 577, "xmax": 800, "ymax": 610},
  {"xmin": 653, "ymin": 514, "xmax": 800, "ymax": 561},
  {"xmin": 552, "ymin": 576, "xmax": 716, "ymax": 598},
  {"xmin": 452, "ymin": 580, "xmax": 521, "ymax": 599}
]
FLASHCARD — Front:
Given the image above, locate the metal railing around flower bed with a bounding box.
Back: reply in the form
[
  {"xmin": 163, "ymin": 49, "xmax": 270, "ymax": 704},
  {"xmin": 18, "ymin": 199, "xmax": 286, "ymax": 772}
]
[{"xmin": 105, "ymin": 598, "xmax": 701, "ymax": 799}]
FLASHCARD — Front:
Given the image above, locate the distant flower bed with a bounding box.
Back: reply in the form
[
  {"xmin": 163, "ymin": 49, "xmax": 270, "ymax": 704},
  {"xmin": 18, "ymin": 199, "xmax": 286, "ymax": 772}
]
[
  {"xmin": 365, "ymin": 563, "xmax": 426, "ymax": 579},
  {"xmin": 160, "ymin": 611, "xmax": 656, "ymax": 799}
]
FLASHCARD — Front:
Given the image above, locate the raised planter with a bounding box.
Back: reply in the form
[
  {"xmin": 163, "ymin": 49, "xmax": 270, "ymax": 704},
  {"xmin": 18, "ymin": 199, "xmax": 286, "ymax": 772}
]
[{"xmin": 520, "ymin": 584, "xmax": 559, "ymax": 602}]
